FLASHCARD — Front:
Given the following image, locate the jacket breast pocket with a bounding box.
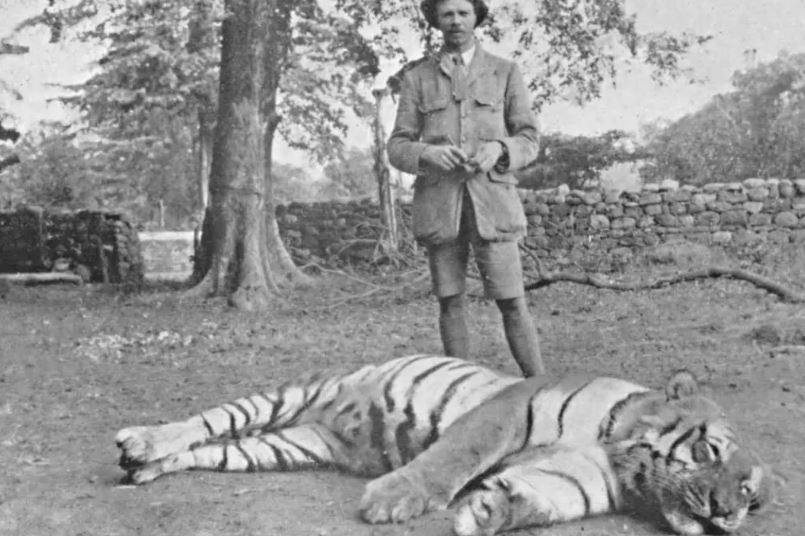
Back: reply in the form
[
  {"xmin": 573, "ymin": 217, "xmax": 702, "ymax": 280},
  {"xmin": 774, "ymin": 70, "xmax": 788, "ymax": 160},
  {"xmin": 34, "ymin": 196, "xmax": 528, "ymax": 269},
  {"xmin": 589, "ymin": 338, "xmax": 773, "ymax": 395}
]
[
  {"xmin": 472, "ymin": 84, "xmax": 505, "ymax": 138},
  {"xmin": 418, "ymin": 97, "xmax": 449, "ymax": 134}
]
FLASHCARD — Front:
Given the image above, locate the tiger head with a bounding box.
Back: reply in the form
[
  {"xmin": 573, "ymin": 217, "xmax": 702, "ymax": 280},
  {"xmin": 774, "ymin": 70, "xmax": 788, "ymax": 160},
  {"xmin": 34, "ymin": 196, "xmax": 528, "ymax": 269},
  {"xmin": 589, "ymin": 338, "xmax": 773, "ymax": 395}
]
[{"xmin": 612, "ymin": 370, "xmax": 771, "ymax": 535}]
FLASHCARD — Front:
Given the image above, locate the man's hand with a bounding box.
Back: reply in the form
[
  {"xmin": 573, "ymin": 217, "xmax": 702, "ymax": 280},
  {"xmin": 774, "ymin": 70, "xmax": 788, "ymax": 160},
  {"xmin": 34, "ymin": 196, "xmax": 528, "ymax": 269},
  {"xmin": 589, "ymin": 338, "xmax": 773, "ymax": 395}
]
[
  {"xmin": 468, "ymin": 141, "xmax": 504, "ymax": 173},
  {"xmin": 420, "ymin": 145, "xmax": 469, "ymax": 172}
]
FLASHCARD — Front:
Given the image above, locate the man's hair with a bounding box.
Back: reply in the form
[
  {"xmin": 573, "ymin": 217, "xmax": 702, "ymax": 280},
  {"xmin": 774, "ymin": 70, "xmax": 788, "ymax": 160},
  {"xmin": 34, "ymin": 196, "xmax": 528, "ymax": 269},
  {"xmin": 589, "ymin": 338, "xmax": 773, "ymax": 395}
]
[{"xmin": 419, "ymin": 0, "xmax": 489, "ymax": 29}]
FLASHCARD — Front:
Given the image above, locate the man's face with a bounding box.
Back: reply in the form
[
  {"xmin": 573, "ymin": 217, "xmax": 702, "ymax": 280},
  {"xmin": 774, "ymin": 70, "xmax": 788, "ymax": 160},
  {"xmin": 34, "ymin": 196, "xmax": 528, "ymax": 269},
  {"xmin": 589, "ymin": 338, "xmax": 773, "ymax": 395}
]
[{"xmin": 435, "ymin": 0, "xmax": 477, "ymax": 51}]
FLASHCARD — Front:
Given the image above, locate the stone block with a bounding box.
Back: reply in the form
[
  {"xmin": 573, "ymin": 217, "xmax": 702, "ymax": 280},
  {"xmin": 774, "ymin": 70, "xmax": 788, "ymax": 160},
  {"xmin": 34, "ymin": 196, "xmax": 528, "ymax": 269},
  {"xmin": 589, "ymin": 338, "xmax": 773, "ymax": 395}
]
[
  {"xmin": 733, "ymin": 230, "xmax": 762, "ymax": 245},
  {"xmin": 669, "ymin": 202, "xmax": 688, "ymax": 215},
  {"xmin": 582, "ymin": 191, "xmax": 603, "ymax": 205},
  {"xmin": 687, "ymin": 203, "xmax": 704, "ymax": 215},
  {"xmin": 725, "ymin": 181, "xmax": 744, "ymax": 191},
  {"xmin": 638, "ymin": 216, "xmax": 654, "ymax": 228},
  {"xmin": 656, "ymin": 214, "xmax": 679, "ymax": 226},
  {"xmin": 706, "ymin": 201, "xmax": 733, "ymax": 212},
  {"xmin": 589, "ymin": 214, "xmax": 610, "ymax": 230},
  {"xmin": 534, "ymin": 202, "xmax": 550, "ymax": 216},
  {"xmin": 790, "ymin": 229, "xmax": 805, "ymax": 242},
  {"xmin": 794, "ymin": 178, "xmax": 805, "ymax": 194},
  {"xmin": 717, "ymin": 191, "xmax": 748, "ymax": 203},
  {"xmin": 711, "ymin": 231, "xmax": 732, "ymax": 244},
  {"xmin": 611, "ymin": 217, "xmax": 637, "ymax": 230},
  {"xmin": 679, "ymin": 215, "xmax": 695, "ymax": 227},
  {"xmin": 743, "ymin": 201, "xmax": 763, "ymax": 214},
  {"xmin": 644, "ymin": 204, "xmax": 662, "ymax": 216},
  {"xmin": 743, "ymin": 177, "xmax": 767, "ymax": 189},
  {"xmin": 659, "ymin": 179, "xmax": 680, "ymax": 191},
  {"xmin": 721, "ymin": 210, "xmax": 748, "ymax": 226},
  {"xmin": 774, "ymin": 211, "xmax": 798, "ymax": 227},
  {"xmin": 664, "ymin": 190, "xmax": 692, "ymax": 202},
  {"xmin": 695, "ymin": 211, "xmax": 720, "ymax": 226},
  {"xmin": 692, "ymin": 193, "xmax": 716, "ymax": 207},
  {"xmin": 642, "ymin": 183, "xmax": 660, "ymax": 192},
  {"xmin": 566, "ymin": 190, "xmax": 585, "ymax": 205},
  {"xmin": 524, "ymin": 235, "xmax": 549, "ymax": 249},
  {"xmin": 749, "ymin": 213, "xmax": 772, "ymax": 226},
  {"xmin": 769, "ymin": 230, "xmax": 789, "ymax": 244},
  {"xmin": 779, "ymin": 183, "xmax": 796, "ymax": 198},
  {"xmin": 639, "ymin": 193, "xmax": 662, "ymax": 205},
  {"xmin": 703, "ymin": 182, "xmax": 726, "ymax": 193},
  {"xmin": 625, "ymin": 206, "xmax": 643, "ymax": 219},
  {"xmin": 746, "ymin": 188, "xmax": 769, "ymax": 201}
]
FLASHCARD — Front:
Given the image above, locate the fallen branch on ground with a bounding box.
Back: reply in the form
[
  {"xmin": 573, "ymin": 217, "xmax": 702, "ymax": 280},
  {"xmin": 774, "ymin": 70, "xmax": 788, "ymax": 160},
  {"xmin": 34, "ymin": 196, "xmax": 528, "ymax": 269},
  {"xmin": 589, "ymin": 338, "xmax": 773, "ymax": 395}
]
[
  {"xmin": 0, "ymin": 272, "xmax": 83, "ymax": 286},
  {"xmin": 525, "ymin": 266, "xmax": 805, "ymax": 303}
]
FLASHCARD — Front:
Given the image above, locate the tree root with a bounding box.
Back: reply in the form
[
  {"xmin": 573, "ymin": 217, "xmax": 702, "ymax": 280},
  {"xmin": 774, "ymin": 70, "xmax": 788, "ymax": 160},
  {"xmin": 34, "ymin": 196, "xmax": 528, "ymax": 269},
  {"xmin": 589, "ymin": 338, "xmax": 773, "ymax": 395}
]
[{"xmin": 525, "ymin": 266, "xmax": 805, "ymax": 303}]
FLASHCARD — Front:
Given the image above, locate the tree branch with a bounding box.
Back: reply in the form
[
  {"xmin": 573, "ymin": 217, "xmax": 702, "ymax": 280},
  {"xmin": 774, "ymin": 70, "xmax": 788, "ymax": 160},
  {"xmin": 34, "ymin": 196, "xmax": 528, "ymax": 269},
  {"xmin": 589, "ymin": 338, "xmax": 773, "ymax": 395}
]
[{"xmin": 524, "ymin": 266, "xmax": 805, "ymax": 303}]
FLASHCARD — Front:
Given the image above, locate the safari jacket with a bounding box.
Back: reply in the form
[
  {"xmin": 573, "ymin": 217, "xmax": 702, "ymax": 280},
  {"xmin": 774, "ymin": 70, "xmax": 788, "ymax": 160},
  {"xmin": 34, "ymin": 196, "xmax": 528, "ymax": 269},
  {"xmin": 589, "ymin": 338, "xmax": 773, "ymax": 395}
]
[{"xmin": 387, "ymin": 43, "xmax": 538, "ymax": 245}]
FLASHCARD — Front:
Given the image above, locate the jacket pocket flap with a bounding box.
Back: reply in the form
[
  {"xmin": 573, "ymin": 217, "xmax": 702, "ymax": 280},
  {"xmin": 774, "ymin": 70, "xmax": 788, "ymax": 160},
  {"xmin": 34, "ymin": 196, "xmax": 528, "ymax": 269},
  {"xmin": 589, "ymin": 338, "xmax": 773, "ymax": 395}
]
[
  {"xmin": 418, "ymin": 98, "xmax": 448, "ymax": 113},
  {"xmin": 488, "ymin": 169, "xmax": 518, "ymax": 185}
]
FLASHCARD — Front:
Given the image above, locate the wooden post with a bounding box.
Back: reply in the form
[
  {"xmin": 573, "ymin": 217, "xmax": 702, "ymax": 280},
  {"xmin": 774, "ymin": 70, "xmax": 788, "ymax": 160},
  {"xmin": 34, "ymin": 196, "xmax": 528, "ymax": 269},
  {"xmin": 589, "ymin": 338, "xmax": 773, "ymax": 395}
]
[{"xmin": 372, "ymin": 86, "xmax": 399, "ymax": 253}]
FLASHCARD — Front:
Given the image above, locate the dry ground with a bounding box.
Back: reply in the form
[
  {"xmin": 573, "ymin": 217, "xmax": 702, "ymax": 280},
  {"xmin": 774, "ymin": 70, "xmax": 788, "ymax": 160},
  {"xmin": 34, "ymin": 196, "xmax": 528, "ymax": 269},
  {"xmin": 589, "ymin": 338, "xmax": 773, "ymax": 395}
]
[{"xmin": 0, "ymin": 249, "xmax": 803, "ymax": 536}]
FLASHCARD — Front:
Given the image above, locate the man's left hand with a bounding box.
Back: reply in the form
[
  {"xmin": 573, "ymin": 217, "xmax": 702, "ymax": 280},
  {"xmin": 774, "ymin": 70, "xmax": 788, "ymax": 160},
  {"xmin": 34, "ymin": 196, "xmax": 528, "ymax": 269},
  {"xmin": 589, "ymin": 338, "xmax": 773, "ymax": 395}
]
[{"xmin": 468, "ymin": 141, "xmax": 504, "ymax": 173}]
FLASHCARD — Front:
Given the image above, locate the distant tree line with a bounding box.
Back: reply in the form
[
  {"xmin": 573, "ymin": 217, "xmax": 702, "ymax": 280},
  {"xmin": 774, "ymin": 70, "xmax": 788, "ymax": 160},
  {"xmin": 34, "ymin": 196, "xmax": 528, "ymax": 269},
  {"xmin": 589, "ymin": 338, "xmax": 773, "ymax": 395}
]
[{"xmin": 642, "ymin": 51, "xmax": 805, "ymax": 184}]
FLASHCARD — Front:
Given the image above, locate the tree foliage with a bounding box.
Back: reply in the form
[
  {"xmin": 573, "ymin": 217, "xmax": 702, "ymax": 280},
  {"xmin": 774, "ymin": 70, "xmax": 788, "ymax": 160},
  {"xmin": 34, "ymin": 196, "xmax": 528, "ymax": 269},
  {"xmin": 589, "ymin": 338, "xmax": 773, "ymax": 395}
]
[
  {"xmin": 357, "ymin": 0, "xmax": 709, "ymax": 110},
  {"xmin": 320, "ymin": 147, "xmax": 376, "ymax": 200},
  {"xmin": 644, "ymin": 51, "xmax": 805, "ymax": 184},
  {"xmin": 516, "ymin": 130, "xmax": 646, "ymax": 189}
]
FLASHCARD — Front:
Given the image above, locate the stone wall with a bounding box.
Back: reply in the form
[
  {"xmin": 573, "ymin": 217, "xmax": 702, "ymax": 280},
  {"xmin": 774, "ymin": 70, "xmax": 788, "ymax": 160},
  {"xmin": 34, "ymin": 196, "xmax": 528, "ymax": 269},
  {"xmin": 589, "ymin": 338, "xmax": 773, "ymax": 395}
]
[
  {"xmin": 275, "ymin": 178, "xmax": 805, "ymax": 272},
  {"xmin": 0, "ymin": 206, "xmax": 144, "ymax": 284},
  {"xmin": 519, "ymin": 178, "xmax": 805, "ymax": 272},
  {"xmin": 105, "ymin": 178, "xmax": 805, "ymax": 280}
]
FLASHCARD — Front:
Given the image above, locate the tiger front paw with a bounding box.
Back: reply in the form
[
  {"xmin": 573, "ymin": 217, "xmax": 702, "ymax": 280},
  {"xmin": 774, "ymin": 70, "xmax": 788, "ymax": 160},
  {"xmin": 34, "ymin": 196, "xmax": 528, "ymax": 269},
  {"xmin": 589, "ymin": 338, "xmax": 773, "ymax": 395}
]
[
  {"xmin": 115, "ymin": 424, "xmax": 194, "ymax": 470},
  {"xmin": 359, "ymin": 470, "xmax": 448, "ymax": 524},
  {"xmin": 453, "ymin": 488, "xmax": 511, "ymax": 536}
]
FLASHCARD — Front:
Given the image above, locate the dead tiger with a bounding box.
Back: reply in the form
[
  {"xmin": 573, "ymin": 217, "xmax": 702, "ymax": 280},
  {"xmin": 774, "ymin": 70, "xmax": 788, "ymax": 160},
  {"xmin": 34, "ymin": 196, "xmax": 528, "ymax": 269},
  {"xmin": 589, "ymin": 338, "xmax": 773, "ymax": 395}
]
[{"xmin": 116, "ymin": 355, "xmax": 770, "ymax": 535}]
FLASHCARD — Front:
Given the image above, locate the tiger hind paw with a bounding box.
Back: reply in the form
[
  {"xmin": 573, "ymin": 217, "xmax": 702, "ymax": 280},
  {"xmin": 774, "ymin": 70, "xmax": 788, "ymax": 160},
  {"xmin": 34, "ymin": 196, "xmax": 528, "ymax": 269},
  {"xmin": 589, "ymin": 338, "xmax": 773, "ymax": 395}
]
[{"xmin": 453, "ymin": 489, "xmax": 511, "ymax": 536}]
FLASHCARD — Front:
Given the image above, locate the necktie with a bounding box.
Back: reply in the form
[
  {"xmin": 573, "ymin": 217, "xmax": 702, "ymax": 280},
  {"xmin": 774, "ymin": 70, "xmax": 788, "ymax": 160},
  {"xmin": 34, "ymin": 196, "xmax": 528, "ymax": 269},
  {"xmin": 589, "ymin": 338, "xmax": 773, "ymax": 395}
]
[{"xmin": 452, "ymin": 53, "xmax": 469, "ymax": 101}]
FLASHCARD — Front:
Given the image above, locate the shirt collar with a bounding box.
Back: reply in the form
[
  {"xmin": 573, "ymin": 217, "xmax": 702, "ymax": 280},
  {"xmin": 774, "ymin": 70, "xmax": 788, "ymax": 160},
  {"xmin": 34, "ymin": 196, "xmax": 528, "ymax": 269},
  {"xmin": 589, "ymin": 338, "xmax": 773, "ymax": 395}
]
[{"xmin": 460, "ymin": 45, "xmax": 475, "ymax": 67}]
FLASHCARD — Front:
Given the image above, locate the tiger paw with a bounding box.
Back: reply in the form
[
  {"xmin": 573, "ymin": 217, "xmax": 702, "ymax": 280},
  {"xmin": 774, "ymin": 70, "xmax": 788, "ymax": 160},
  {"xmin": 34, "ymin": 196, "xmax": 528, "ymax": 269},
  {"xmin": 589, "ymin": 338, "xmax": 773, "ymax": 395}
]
[
  {"xmin": 359, "ymin": 471, "xmax": 447, "ymax": 524},
  {"xmin": 453, "ymin": 488, "xmax": 511, "ymax": 536},
  {"xmin": 115, "ymin": 424, "xmax": 193, "ymax": 469},
  {"xmin": 124, "ymin": 452, "xmax": 190, "ymax": 484}
]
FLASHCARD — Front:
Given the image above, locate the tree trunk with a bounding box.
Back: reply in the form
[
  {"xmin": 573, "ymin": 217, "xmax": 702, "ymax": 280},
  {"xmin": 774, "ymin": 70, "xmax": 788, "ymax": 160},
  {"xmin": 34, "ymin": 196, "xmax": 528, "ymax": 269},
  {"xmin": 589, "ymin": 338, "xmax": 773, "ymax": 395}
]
[
  {"xmin": 188, "ymin": 0, "xmax": 307, "ymax": 310},
  {"xmin": 372, "ymin": 87, "xmax": 399, "ymax": 253}
]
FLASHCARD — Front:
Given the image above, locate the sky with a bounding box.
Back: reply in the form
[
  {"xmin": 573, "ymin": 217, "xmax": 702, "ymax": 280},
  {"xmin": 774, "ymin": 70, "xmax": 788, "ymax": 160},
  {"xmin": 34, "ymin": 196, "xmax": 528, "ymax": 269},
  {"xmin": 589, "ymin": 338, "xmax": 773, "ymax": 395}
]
[{"xmin": 2, "ymin": 0, "xmax": 805, "ymax": 165}]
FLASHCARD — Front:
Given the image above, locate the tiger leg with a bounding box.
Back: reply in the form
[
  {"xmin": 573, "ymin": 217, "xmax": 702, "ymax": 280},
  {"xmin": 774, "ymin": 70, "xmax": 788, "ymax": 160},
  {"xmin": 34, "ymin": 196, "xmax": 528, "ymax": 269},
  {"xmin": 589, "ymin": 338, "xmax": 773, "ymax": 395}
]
[
  {"xmin": 117, "ymin": 379, "xmax": 332, "ymax": 469},
  {"xmin": 127, "ymin": 423, "xmax": 345, "ymax": 484},
  {"xmin": 360, "ymin": 379, "xmax": 541, "ymax": 524},
  {"xmin": 453, "ymin": 445, "xmax": 621, "ymax": 536}
]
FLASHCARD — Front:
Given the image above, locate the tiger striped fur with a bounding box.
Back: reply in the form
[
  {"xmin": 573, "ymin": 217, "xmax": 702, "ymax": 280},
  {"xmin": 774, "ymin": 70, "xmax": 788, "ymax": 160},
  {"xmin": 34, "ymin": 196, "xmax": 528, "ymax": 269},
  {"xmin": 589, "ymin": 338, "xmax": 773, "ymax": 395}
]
[{"xmin": 116, "ymin": 355, "xmax": 769, "ymax": 535}]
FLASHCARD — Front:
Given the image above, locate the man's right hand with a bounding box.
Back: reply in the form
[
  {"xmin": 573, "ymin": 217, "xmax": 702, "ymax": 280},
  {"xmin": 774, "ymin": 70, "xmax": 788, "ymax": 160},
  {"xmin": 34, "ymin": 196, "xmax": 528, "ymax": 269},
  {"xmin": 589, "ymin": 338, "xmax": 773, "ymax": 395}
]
[{"xmin": 420, "ymin": 145, "xmax": 470, "ymax": 172}]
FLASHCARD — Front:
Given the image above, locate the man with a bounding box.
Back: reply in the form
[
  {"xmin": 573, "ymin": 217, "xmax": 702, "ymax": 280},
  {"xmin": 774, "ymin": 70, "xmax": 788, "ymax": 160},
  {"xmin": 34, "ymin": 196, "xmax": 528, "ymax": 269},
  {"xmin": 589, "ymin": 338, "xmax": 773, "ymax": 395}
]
[{"xmin": 387, "ymin": 0, "xmax": 545, "ymax": 376}]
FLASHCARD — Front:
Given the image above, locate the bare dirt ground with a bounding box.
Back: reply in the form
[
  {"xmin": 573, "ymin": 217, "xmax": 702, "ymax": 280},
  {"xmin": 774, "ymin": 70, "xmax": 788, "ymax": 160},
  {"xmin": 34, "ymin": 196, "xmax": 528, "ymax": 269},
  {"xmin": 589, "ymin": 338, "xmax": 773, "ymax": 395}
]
[{"xmin": 1, "ymin": 248, "xmax": 803, "ymax": 536}]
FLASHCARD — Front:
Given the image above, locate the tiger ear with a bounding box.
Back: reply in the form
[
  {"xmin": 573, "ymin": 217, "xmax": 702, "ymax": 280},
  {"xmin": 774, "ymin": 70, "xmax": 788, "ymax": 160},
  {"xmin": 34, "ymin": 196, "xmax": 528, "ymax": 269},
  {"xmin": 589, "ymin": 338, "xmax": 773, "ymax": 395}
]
[{"xmin": 665, "ymin": 369, "xmax": 699, "ymax": 400}]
